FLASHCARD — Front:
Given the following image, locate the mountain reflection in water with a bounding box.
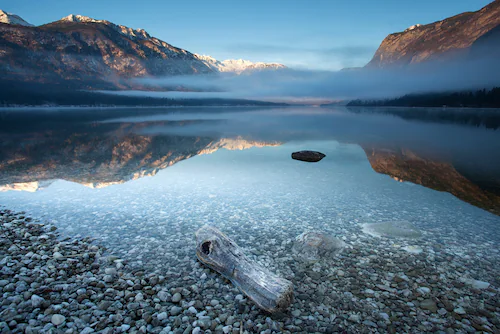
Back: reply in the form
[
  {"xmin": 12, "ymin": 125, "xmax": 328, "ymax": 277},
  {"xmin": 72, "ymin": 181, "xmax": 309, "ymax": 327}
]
[{"xmin": 0, "ymin": 106, "xmax": 499, "ymax": 215}]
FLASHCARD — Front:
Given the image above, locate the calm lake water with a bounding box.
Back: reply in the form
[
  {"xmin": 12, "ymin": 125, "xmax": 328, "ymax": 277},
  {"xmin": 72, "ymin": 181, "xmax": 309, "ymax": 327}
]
[{"xmin": 0, "ymin": 106, "xmax": 499, "ymax": 332}]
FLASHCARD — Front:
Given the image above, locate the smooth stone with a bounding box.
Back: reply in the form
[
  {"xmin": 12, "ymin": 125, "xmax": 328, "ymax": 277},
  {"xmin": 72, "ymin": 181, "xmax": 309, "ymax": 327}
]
[
  {"xmin": 402, "ymin": 245, "xmax": 423, "ymax": 254},
  {"xmin": 469, "ymin": 280, "xmax": 490, "ymax": 290},
  {"xmin": 348, "ymin": 314, "xmax": 360, "ymax": 323},
  {"xmin": 170, "ymin": 306, "xmax": 182, "ymax": 316},
  {"xmin": 157, "ymin": 312, "xmax": 168, "ymax": 321},
  {"xmin": 420, "ymin": 299, "xmax": 438, "ymax": 313},
  {"xmin": 103, "ymin": 275, "xmax": 114, "ymax": 283},
  {"xmin": 158, "ymin": 290, "xmax": 169, "ymax": 302},
  {"xmin": 51, "ymin": 314, "xmax": 66, "ymax": 326},
  {"xmin": 292, "ymin": 231, "xmax": 345, "ymax": 262},
  {"xmin": 417, "ymin": 287, "xmax": 431, "ymax": 295},
  {"xmin": 120, "ymin": 324, "xmax": 131, "ymax": 332},
  {"xmin": 104, "ymin": 268, "xmax": 117, "ymax": 275},
  {"xmin": 363, "ymin": 320, "xmax": 377, "ymax": 327},
  {"xmin": 172, "ymin": 293, "xmax": 182, "ymax": 303},
  {"xmin": 31, "ymin": 294, "xmax": 45, "ymax": 308},
  {"xmin": 362, "ymin": 221, "xmax": 422, "ymax": 239},
  {"xmin": 364, "ymin": 289, "xmax": 375, "ymax": 296},
  {"xmin": 80, "ymin": 327, "xmax": 95, "ymax": 334}
]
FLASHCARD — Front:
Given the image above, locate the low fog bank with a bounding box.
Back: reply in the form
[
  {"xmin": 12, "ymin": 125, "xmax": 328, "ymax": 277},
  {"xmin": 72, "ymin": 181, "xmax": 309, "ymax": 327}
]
[{"xmin": 109, "ymin": 57, "xmax": 500, "ymax": 103}]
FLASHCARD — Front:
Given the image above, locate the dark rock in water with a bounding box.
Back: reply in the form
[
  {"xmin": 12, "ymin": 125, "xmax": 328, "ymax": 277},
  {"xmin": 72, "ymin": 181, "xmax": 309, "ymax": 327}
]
[{"xmin": 291, "ymin": 151, "xmax": 326, "ymax": 162}]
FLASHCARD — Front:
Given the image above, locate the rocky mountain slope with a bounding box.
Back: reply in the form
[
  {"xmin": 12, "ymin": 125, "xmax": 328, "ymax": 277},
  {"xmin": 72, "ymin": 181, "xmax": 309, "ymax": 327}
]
[
  {"xmin": 195, "ymin": 54, "xmax": 286, "ymax": 74},
  {"xmin": 0, "ymin": 10, "xmax": 32, "ymax": 26},
  {"xmin": 0, "ymin": 13, "xmax": 213, "ymax": 88},
  {"xmin": 0, "ymin": 11, "xmax": 286, "ymax": 89},
  {"xmin": 366, "ymin": 0, "xmax": 500, "ymax": 67}
]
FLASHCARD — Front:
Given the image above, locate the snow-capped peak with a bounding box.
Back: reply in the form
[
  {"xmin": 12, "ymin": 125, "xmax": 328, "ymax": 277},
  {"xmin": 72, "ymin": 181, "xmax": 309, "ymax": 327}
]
[
  {"xmin": 61, "ymin": 14, "xmax": 99, "ymax": 23},
  {"xmin": 404, "ymin": 24, "xmax": 422, "ymax": 32},
  {"xmin": 0, "ymin": 9, "xmax": 33, "ymax": 26},
  {"xmin": 194, "ymin": 54, "xmax": 219, "ymax": 63},
  {"xmin": 59, "ymin": 14, "xmax": 151, "ymax": 40},
  {"xmin": 194, "ymin": 54, "xmax": 286, "ymax": 74}
]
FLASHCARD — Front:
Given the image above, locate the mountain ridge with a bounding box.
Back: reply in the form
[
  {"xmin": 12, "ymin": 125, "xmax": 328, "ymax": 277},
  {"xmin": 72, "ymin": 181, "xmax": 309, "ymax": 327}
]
[
  {"xmin": 195, "ymin": 54, "xmax": 286, "ymax": 74},
  {"xmin": 366, "ymin": 0, "xmax": 500, "ymax": 67},
  {"xmin": 0, "ymin": 11, "xmax": 286, "ymax": 89},
  {"xmin": 0, "ymin": 14, "xmax": 213, "ymax": 88}
]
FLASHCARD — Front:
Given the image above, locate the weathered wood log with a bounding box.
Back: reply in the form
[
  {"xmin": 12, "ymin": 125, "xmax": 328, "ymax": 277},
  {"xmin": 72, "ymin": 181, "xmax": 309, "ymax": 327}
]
[
  {"xmin": 291, "ymin": 150, "xmax": 326, "ymax": 162},
  {"xmin": 195, "ymin": 225, "xmax": 293, "ymax": 314}
]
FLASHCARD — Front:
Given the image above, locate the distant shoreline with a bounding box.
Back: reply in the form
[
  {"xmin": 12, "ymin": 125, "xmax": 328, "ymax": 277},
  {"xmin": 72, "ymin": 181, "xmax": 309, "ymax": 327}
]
[
  {"xmin": 341, "ymin": 105, "xmax": 500, "ymax": 111},
  {"xmin": 0, "ymin": 104, "xmax": 289, "ymax": 111}
]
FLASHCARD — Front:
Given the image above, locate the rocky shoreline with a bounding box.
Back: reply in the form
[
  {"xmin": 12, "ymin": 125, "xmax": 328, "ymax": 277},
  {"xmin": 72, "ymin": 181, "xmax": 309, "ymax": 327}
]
[{"xmin": 1, "ymin": 209, "xmax": 499, "ymax": 333}]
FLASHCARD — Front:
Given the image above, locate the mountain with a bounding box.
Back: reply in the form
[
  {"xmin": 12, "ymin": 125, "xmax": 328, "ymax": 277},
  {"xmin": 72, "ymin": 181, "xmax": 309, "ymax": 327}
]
[
  {"xmin": 195, "ymin": 54, "xmax": 286, "ymax": 74},
  {"xmin": 0, "ymin": 11, "xmax": 287, "ymax": 90},
  {"xmin": 0, "ymin": 119, "xmax": 281, "ymax": 190},
  {"xmin": 0, "ymin": 13, "xmax": 213, "ymax": 88},
  {"xmin": 363, "ymin": 146, "xmax": 500, "ymax": 215},
  {"xmin": 0, "ymin": 9, "xmax": 33, "ymax": 26},
  {"xmin": 366, "ymin": 0, "xmax": 500, "ymax": 67}
]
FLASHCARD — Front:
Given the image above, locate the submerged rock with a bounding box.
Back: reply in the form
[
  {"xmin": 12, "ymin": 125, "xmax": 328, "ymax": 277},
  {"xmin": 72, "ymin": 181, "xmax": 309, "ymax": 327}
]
[
  {"xmin": 402, "ymin": 245, "xmax": 423, "ymax": 254},
  {"xmin": 291, "ymin": 151, "xmax": 326, "ymax": 162},
  {"xmin": 462, "ymin": 278, "xmax": 490, "ymax": 290},
  {"xmin": 51, "ymin": 314, "xmax": 66, "ymax": 326},
  {"xmin": 292, "ymin": 231, "xmax": 345, "ymax": 262},
  {"xmin": 420, "ymin": 299, "xmax": 438, "ymax": 312},
  {"xmin": 362, "ymin": 221, "xmax": 422, "ymax": 239}
]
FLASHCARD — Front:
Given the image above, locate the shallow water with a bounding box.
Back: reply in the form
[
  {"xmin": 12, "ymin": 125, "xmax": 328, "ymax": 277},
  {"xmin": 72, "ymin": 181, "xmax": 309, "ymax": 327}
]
[{"xmin": 0, "ymin": 106, "xmax": 499, "ymax": 332}]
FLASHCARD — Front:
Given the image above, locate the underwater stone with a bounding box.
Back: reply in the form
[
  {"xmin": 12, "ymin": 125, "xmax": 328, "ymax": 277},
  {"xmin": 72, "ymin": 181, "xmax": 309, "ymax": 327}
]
[
  {"xmin": 292, "ymin": 231, "xmax": 345, "ymax": 262},
  {"xmin": 420, "ymin": 299, "xmax": 438, "ymax": 312},
  {"xmin": 463, "ymin": 279, "xmax": 490, "ymax": 290},
  {"xmin": 362, "ymin": 221, "xmax": 422, "ymax": 239},
  {"xmin": 402, "ymin": 245, "xmax": 423, "ymax": 254},
  {"xmin": 51, "ymin": 314, "xmax": 65, "ymax": 326}
]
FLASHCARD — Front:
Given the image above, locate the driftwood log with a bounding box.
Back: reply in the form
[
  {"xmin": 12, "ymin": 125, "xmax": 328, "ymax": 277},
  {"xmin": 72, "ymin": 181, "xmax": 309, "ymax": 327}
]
[
  {"xmin": 291, "ymin": 150, "xmax": 326, "ymax": 162},
  {"xmin": 195, "ymin": 225, "xmax": 293, "ymax": 313}
]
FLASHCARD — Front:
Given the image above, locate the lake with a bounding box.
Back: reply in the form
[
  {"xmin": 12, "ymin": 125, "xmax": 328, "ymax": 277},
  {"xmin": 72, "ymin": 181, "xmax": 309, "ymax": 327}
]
[{"xmin": 0, "ymin": 106, "xmax": 499, "ymax": 333}]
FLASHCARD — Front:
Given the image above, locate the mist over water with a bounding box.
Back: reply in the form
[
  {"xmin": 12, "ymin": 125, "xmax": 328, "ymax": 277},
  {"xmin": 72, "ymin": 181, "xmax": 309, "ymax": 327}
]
[{"xmin": 107, "ymin": 56, "xmax": 500, "ymax": 103}]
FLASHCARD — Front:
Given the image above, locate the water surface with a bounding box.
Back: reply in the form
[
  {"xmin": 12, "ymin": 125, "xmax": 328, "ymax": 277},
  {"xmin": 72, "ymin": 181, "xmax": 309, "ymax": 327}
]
[{"xmin": 0, "ymin": 106, "xmax": 499, "ymax": 331}]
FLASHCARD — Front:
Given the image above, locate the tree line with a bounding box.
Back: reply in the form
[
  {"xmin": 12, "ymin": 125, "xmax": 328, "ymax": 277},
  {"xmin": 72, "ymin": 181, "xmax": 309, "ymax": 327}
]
[{"xmin": 347, "ymin": 87, "xmax": 500, "ymax": 108}]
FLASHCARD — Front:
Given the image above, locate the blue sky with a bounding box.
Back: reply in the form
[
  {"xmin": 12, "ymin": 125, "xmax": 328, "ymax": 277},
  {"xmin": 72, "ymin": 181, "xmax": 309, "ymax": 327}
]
[{"xmin": 4, "ymin": 0, "xmax": 493, "ymax": 70}]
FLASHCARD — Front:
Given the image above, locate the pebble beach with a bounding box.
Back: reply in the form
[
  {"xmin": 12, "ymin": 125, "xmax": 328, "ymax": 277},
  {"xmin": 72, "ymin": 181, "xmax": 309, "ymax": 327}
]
[{"xmin": 1, "ymin": 206, "xmax": 499, "ymax": 334}]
